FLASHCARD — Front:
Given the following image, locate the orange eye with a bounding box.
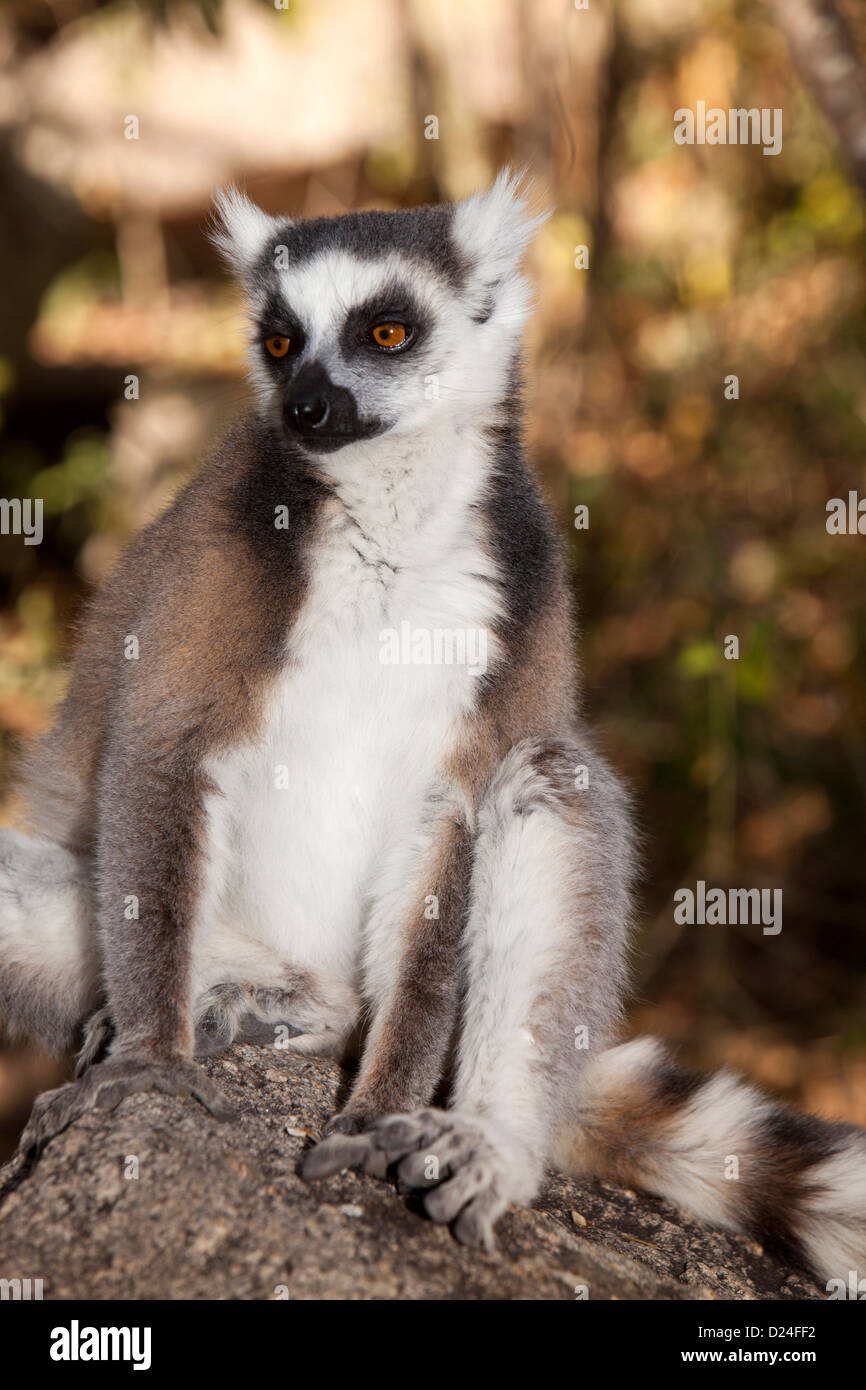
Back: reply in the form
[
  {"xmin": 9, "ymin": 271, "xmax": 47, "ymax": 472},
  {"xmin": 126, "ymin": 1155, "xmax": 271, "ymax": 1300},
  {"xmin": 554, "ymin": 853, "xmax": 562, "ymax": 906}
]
[
  {"xmin": 265, "ymin": 336, "xmax": 291, "ymax": 358},
  {"xmin": 371, "ymin": 322, "xmax": 408, "ymax": 348}
]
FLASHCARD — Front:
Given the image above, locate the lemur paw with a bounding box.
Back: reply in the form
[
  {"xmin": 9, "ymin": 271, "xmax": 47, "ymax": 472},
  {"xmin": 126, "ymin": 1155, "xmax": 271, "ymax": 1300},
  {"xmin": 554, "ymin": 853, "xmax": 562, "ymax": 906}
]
[
  {"xmin": 302, "ymin": 1108, "xmax": 536, "ymax": 1252},
  {"xmin": 20, "ymin": 1055, "xmax": 236, "ymax": 1154}
]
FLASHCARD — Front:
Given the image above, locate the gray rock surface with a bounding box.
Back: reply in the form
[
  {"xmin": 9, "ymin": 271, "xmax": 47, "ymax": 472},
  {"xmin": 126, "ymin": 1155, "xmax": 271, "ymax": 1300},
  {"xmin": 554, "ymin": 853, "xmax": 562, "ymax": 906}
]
[{"xmin": 0, "ymin": 1044, "xmax": 824, "ymax": 1300}]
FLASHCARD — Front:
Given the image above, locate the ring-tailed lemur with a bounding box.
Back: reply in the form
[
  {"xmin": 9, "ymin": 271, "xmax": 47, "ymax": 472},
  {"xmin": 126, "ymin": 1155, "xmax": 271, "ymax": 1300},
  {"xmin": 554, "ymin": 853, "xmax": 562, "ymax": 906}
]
[{"xmin": 1, "ymin": 173, "xmax": 863, "ymax": 1282}]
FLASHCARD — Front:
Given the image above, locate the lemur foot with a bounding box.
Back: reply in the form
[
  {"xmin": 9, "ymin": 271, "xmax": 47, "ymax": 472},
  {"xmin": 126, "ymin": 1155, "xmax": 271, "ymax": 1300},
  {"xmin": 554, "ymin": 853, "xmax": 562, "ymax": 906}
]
[
  {"xmin": 193, "ymin": 978, "xmax": 358, "ymax": 1060},
  {"xmin": 302, "ymin": 1108, "xmax": 536, "ymax": 1252},
  {"xmin": 20, "ymin": 1055, "xmax": 236, "ymax": 1154}
]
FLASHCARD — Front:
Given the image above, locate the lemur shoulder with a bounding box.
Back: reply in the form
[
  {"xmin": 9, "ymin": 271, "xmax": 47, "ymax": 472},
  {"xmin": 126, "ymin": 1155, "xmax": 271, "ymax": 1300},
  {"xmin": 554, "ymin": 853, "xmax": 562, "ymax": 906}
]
[{"xmin": 1, "ymin": 173, "xmax": 863, "ymax": 1279}]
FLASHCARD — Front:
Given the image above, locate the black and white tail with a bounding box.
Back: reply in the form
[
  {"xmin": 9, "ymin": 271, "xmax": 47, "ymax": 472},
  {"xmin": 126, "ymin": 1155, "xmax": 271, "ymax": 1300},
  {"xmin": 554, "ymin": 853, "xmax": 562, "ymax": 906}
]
[
  {"xmin": 558, "ymin": 1037, "xmax": 866, "ymax": 1286},
  {"xmin": 0, "ymin": 827, "xmax": 99, "ymax": 1053}
]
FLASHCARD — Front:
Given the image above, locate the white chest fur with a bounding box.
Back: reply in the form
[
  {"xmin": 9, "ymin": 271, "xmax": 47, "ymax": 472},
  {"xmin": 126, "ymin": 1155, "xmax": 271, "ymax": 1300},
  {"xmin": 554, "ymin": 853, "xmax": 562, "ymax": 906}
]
[{"xmin": 198, "ymin": 441, "xmax": 502, "ymax": 987}]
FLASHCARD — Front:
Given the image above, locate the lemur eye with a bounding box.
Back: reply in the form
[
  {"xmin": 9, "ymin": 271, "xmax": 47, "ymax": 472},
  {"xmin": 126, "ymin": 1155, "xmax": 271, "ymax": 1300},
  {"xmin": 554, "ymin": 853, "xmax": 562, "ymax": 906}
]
[
  {"xmin": 371, "ymin": 322, "xmax": 408, "ymax": 349},
  {"xmin": 265, "ymin": 336, "xmax": 291, "ymax": 358}
]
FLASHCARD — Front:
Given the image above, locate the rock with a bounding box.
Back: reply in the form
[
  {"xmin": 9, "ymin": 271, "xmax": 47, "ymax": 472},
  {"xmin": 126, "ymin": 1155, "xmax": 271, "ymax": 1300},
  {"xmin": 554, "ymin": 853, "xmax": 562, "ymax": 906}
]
[{"xmin": 0, "ymin": 1045, "xmax": 825, "ymax": 1300}]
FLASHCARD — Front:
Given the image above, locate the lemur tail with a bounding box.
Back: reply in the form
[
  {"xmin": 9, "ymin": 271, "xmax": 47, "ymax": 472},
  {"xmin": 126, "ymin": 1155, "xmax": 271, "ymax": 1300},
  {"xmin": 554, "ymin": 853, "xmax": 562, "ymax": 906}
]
[
  {"xmin": 557, "ymin": 1037, "xmax": 866, "ymax": 1286},
  {"xmin": 0, "ymin": 828, "xmax": 100, "ymax": 1053}
]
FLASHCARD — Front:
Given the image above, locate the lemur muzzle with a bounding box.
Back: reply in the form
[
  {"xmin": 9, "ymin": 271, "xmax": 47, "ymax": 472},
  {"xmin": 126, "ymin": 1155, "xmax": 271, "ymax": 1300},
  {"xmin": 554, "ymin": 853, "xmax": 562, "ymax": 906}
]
[{"xmin": 282, "ymin": 362, "xmax": 376, "ymax": 449}]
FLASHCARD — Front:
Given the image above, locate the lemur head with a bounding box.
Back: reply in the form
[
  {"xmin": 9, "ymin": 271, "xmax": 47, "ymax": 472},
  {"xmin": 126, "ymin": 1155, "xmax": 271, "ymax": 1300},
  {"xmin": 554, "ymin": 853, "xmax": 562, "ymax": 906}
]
[{"xmin": 211, "ymin": 171, "xmax": 546, "ymax": 466}]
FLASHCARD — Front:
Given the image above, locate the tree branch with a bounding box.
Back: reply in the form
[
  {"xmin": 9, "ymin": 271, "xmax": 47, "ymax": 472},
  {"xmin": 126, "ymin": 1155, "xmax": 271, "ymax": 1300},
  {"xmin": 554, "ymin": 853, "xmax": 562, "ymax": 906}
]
[{"xmin": 0, "ymin": 1044, "xmax": 824, "ymax": 1299}]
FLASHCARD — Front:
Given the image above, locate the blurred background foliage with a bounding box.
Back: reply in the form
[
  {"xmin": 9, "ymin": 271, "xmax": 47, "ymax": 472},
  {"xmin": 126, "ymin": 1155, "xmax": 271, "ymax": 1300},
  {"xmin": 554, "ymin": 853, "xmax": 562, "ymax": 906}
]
[{"xmin": 1, "ymin": 0, "xmax": 865, "ymax": 1159}]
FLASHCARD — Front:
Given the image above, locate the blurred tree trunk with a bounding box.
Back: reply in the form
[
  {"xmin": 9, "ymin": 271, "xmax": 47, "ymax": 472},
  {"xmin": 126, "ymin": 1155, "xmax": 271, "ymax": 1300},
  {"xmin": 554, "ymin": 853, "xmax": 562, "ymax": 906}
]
[{"xmin": 770, "ymin": 0, "xmax": 866, "ymax": 195}]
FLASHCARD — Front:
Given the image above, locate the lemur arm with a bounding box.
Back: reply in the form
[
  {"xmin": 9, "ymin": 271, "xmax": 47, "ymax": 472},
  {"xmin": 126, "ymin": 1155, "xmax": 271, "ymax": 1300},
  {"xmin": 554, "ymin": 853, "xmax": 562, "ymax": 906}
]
[{"xmin": 97, "ymin": 742, "xmax": 208, "ymax": 1059}]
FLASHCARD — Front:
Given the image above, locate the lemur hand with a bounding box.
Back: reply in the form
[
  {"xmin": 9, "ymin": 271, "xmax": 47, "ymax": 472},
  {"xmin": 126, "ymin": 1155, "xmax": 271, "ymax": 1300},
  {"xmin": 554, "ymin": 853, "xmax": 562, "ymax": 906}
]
[
  {"xmin": 20, "ymin": 1054, "xmax": 236, "ymax": 1154},
  {"xmin": 302, "ymin": 1107, "xmax": 537, "ymax": 1253}
]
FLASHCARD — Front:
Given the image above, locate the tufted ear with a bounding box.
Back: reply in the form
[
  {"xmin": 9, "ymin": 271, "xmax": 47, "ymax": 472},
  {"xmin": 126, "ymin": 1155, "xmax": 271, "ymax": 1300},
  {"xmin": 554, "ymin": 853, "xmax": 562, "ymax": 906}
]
[
  {"xmin": 209, "ymin": 186, "xmax": 285, "ymax": 277},
  {"xmin": 452, "ymin": 169, "xmax": 548, "ymax": 310}
]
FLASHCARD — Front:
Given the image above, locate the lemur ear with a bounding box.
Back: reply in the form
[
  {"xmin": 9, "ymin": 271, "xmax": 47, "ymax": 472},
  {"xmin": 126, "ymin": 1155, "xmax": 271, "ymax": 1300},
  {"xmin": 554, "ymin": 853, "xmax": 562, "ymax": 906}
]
[
  {"xmin": 210, "ymin": 186, "xmax": 284, "ymax": 276},
  {"xmin": 452, "ymin": 168, "xmax": 548, "ymax": 305}
]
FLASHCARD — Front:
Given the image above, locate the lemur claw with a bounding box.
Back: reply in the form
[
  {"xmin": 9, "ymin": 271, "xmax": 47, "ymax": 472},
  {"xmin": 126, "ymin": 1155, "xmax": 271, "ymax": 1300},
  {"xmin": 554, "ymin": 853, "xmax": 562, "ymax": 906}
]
[
  {"xmin": 302, "ymin": 1107, "xmax": 522, "ymax": 1252},
  {"xmin": 20, "ymin": 1056, "xmax": 236, "ymax": 1154}
]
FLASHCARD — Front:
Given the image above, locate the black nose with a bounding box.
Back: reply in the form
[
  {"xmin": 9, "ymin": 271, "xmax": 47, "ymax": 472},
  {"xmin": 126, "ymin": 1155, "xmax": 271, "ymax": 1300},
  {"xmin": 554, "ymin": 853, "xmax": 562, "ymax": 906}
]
[
  {"xmin": 287, "ymin": 396, "xmax": 330, "ymax": 434},
  {"xmin": 280, "ymin": 361, "xmax": 380, "ymax": 452}
]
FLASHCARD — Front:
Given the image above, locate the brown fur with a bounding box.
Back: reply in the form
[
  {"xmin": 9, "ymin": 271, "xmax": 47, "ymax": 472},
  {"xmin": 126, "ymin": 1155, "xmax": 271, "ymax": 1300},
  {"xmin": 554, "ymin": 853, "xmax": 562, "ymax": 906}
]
[{"xmin": 23, "ymin": 415, "xmax": 327, "ymax": 1054}]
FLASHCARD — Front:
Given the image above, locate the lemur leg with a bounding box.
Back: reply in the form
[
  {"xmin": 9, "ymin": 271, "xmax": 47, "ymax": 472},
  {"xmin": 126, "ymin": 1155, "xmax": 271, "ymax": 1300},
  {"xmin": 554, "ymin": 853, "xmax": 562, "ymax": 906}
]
[
  {"xmin": 304, "ymin": 788, "xmax": 472, "ymax": 1171},
  {"xmin": 305, "ymin": 739, "xmax": 634, "ymax": 1250}
]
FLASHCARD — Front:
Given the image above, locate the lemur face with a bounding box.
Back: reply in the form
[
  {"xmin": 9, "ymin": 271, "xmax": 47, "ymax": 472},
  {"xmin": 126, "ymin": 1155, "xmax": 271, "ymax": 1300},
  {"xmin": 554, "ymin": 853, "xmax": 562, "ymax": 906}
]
[{"xmin": 211, "ymin": 173, "xmax": 545, "ymax": 465}]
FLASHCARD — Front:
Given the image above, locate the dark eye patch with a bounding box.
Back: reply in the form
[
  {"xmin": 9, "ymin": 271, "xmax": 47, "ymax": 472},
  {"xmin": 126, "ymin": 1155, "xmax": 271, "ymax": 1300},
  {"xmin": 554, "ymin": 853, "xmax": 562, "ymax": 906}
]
[
  {"xmin": 340, "ymin": 284, "xmax": 428, "ymax": 360},
  {"xmin": 256, "ymin": 291, "xmax": 306, "ymax": 362}
]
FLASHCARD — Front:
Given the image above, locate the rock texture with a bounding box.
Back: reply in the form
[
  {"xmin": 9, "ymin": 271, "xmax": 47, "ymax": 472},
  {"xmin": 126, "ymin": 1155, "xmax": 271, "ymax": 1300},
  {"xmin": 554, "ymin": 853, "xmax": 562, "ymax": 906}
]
[{"xmin": 0, "ymin": 1045, "xmax": 823, "ymax": 1300}]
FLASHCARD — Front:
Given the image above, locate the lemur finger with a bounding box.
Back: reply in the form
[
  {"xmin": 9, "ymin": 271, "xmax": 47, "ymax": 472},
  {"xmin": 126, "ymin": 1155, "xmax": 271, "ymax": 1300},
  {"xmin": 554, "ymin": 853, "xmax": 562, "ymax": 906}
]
[
  {"xmin": 372, "ymin": 1110, "xmax": 450, "ymax": 1153},
  {"xmin": 452, "ymin": 1189, "xmax": 505, "ymax": 1253},
  {"xmin": 361, "ymin": 1146, "xmax": 391, "ymax": 1179},
  {"xmin": 93, "ymin": 1075, "xmax": 152, "ymax": 1111},
  {"xmin": 95, "ymin": 1059, "xmax": 237, "ymax": 1123},
  {"xmin": 423, "ymin": 1160, "xmax": 495, "ymax": 1224},
  {"xmin": 20, "ymin": 1083, "xmax": 86, "ymax": 1153},
  {"xmin": 395, "ymin": 1131, "xmax": 479, "ymax": 1189},
  {"xmin": 21, "ymin": 1057, "xmax": 236, "ymax": 1154},
  {"xmin": 181, "ymin": 1074, "xmax": 237, "ymax": 1122},
  {"xmin": 301, "ymin": 1132, "xmax": 373, "ymax": 1179}
]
